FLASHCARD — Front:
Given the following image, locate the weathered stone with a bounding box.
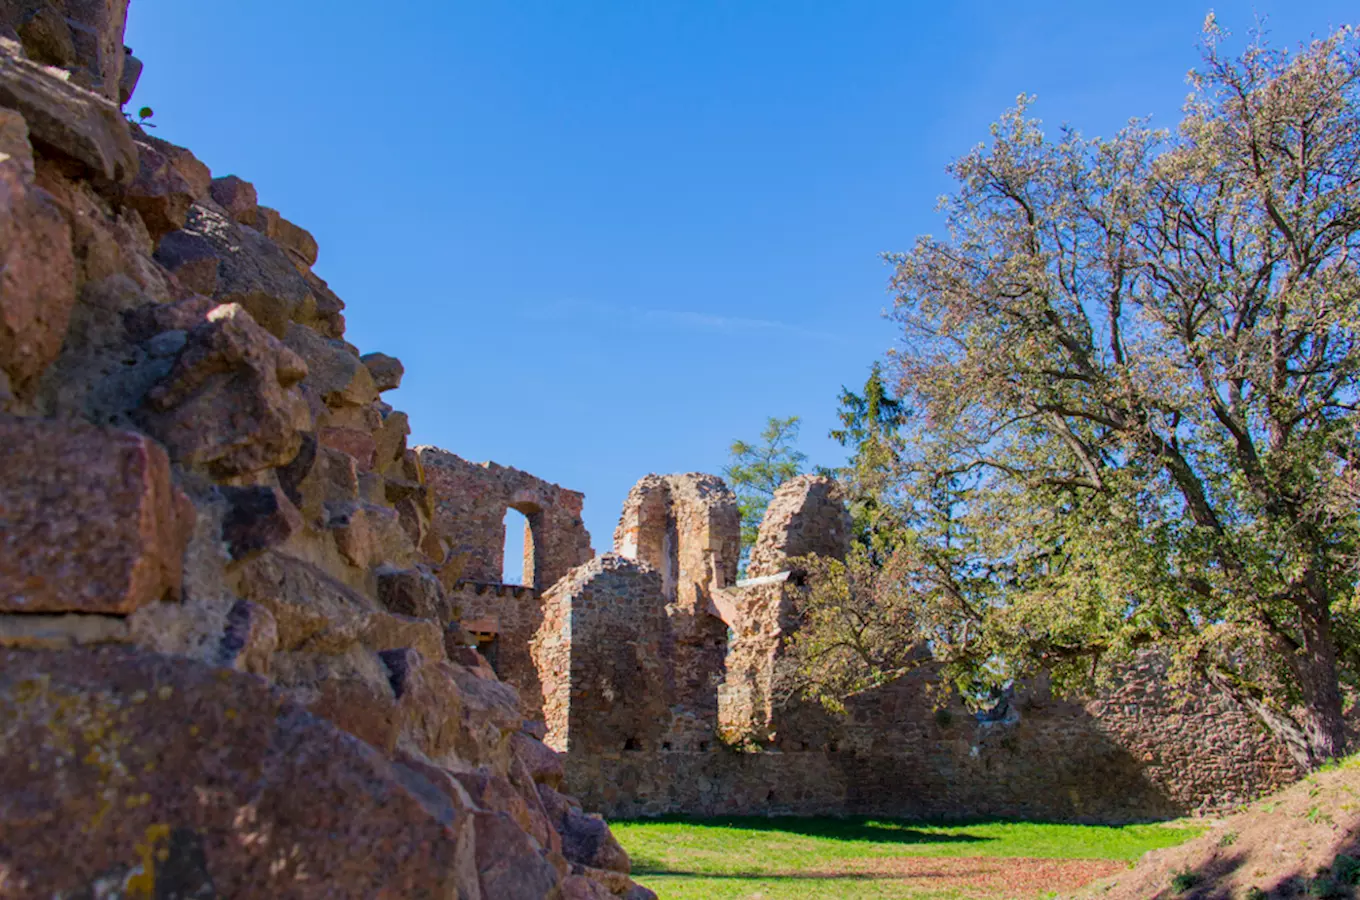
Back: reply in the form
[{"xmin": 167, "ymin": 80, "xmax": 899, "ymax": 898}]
[
  {"xmin": 122, "ymin": 292, "xmax": 214, "ymax": 341},
  {"xmin": 746, "ymin": 473, "xmax": 851, "ymax": 578},
  {"xmin": 551, "ymin": 804, "xmax": 630, "ymax": 875},
  {"xmin": 156, "ymin": 203, "xmax": 315, "ymax": 336},
  {"xmin": 372, "ymin": 407, "xmax": 408, "ymax": 472},
  {"xmin": 271, "ymin": 212, "xmax": 318, "ymax": 269},
  {"xmin": 0, "ymin": 611, "xmax": 129, "ymax": 647},
  {"xmin": 532, "ymin": 554, "xmax": 670, "ymax": 753},
  {"xmin": 0, "ymin": 418, "xmax": 188, "ymax": 613},
  {"xmin": 271, "ymin": 645, "xmax": 400, "ymax": 755},
  {"xmin": 14, "ymin": 3, "xmax": 74, "ymax": 68},
  {"xmin": 362, "ymin": 610, "xmax": 445, "ymax": 663},
  {"xmin": 235, "ymin": 550, "xmax": 373, "ymax": 654},
  {"xmin": 320, "ymin": 424, "xmax": 377, "ymax": 470},
  {"xmin": 219, "ymin": 483, "xmax": 302, "ymax": 560},
  {"xmin": 299, "ymin": 267, "xmax": 346, "ymax": 338},
  {"xmin": 0, "ymin": 647, "xmax": 476, "ymax": 898},
  {"xmin": 117, "ymin": 47, "xmax": 140, "ymax": 104},
  {"xmin": 376, "ymin": 565, "xmax": 449, "ymax": 621},
  {"xmin": 419, "ymin": 446, "xmax": 593, "ymax": 589},
  {"xmin": 362, "ymin": 351, "xmax": 404, "ymax": 392},
  {"xmin": 327, "ymin": 500, "xmax": 416, "ymax": 570},
  {"xmin": 456, "ymin": 768, "xmax": 561, "ymax": 857},
  {"xmin": 215, "ymin": 597, "xmax": 276, "ymax": 675},
  {"xmin": 151, "ymin": 226, "xmax": 219, "ymax": 295},
  {"xmin": 208, "ymin": 174, "xmax": 257, "ymax": 222},
  {"xmin": 0, "ymin": 38, "xmax": 136, "ymax": 184},
  {"xmin": 513, "ymin": 731, "xmax": 566, "ymax": 790},
  {"xmin": 124, "ymin": 131, "xmax": 201, "ymax": 239},
  {"xmin": 46, "ymin": 0, "xmax": 130, "ymax": 101},
  {"xmin": 471, "ymin": 810, "xmax": 563, "ymax": 900},
  {"xmin": 284, "ymin": 322, "xmax": 378, "ymax": 408},
  {"xmin": 139, "ymin": 303, "xmax": 311, "ymax": 477},
  {"xmin": 0, "ymin": 107, "xmax": 76, "ymax": 394}
]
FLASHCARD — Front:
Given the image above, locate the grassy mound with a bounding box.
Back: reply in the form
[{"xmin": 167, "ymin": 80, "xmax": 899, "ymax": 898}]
[{"xmin": 1080, "ymin": 757, "xmax": 1360, "ymax": 899}]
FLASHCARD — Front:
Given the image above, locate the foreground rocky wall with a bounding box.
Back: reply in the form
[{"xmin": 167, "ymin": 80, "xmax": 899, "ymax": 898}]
[{"xmin": 0, "ymin": 5, "xmax": 649, "ymax": 896}]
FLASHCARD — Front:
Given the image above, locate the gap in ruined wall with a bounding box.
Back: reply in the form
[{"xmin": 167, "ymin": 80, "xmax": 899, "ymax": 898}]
[{"xmin": 503, "ymin": 508, "xmax": 531, "ymax": 585}]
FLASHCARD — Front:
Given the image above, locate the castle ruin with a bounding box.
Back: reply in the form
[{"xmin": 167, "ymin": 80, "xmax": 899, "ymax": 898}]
[{"xmin": 424, "ymin": 466, "xmax": 1301, "ymax": 822}]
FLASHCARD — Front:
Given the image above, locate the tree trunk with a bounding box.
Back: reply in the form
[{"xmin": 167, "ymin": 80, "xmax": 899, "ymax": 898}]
[{"xmin": 1290, "ymin": 604, "xmax": 1348, "ymax": 766}]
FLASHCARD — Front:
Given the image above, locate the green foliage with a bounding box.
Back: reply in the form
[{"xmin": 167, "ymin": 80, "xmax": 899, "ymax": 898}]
[
  {"xmin": 126, "ymin": 105, "xmax": 155, "ymax": 128},
  {"xmin": 724, "ymin": 416, "xmax": 807, "ymax": 567},
  {"xmin": 830, "ymin": 362, "xmax": 910, "ymax": 558},
  {"xmin": 1170, "ymin": 869, "xmax": 1201, "ymax": 893},
  {"xmin": 1218, "ymin": 829, "xmax": 1238, "ymax": 847},
  {"xmin": 790, "ymin": 22, "xmax": 1360, "ymax": 769},
  {"xmin": 1334, "ymin": 854, "xmax": 1360, "ymax": 886},
  {"xmin": 1245, "ymin": 888, "xmax": 1269, "ymax": 900}
]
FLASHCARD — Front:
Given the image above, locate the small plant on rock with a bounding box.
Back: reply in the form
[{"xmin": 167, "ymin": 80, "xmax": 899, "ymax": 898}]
[{"xmin": 1219, "ymin": 830, "xmax": 1239, "ymax": 847}]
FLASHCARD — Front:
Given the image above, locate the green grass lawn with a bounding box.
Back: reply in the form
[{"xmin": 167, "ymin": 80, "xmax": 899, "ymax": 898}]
[{"xmin": 611, "ymin": 817, "xmax": 1202, "ymax": 900}]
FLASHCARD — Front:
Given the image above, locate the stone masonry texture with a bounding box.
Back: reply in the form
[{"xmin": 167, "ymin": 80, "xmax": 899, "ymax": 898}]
[{"xmin": 0, "ymin": 9, "xmax": 654, "ymax": 894}]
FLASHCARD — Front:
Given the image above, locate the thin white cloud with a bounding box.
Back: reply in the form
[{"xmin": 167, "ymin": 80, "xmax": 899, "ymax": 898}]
[{"xmin": 516, "ymin": 299, "xmax": 850, "ymax": 344}]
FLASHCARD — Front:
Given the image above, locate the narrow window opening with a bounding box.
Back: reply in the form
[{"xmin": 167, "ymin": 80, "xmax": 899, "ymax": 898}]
[
  {"xmin": 502, "ymin": 508, "xmax": 530, "ymax": 585},
  {"xmin": 623, "ymin": 737, "xmax": 641, "ymax": 752}
]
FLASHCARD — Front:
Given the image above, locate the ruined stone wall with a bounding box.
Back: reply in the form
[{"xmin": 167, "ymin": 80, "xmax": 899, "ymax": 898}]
[
  {"xmin": 418, "ymin": 446, "xmax": 593, "ymax": 591},
  {"xmin": 614, "ymin": 472, "xmax": 740, "ymax": 749},
  {"xmin": 558, "ymin": 471, "xmax": 1299, "ymax": 824},
  {"xmin": 746, "ymin": 473, "xmax": 852, "ymax": 578},
  {"xmin": 568, "ymin": 656, "xmax": 1299, "ymax": 822},
  {"xmin": 448, "ymin": 578, "xmax": 547, "ymax": 718},
  {"xmin": 532, "ymin": 554, "xmax": 673, "ymax": 755},
  {"xmin": 0, "ymin": 10, "xmax": 652, "ymax": 895}
]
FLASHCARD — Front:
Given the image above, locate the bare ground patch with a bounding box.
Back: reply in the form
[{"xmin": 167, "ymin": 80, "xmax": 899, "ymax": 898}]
[{"xmin": 812, "ymin": 856, "xmax": 1126, "ymax": 897}]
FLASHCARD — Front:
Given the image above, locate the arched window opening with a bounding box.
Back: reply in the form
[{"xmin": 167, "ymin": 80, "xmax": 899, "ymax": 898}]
[{"xmin": 502, "ymin": 507, "xmax": 530, "ymax": 586}]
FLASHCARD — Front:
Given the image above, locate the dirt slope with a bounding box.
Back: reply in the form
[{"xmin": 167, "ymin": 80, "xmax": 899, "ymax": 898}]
[{"xmin": 1078, "ymin": 760, "xmax": 1360, "ymax": 899}]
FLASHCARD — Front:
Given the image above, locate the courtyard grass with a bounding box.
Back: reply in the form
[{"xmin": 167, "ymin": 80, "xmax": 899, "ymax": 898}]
[{"xmin": 611, "ymin": 816, "xmax": 1202, "ymax": 899}]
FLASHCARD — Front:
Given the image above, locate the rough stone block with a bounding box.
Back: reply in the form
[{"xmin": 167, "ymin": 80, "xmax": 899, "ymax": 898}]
[
  {"xmin": 361, "ymin": 351, "xmax": 404, "ymax": 392},
  {"xmin": 0, "ymin": 647, "xmax": 475, "ymax": 897},
  {"xmin": 0, "ymin": 418, "xmax": 189, "ymax": 613},
  {"xmin": 0, "ymin": 38, "xmax": 136, "ymax": 184}
]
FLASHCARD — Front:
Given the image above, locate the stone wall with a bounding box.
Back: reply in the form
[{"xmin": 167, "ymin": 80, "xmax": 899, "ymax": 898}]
[
  {"xmin": 568, "ymin": 656, "xmax": 1299, "ymax": 822},
  {"xmin": 556, "ymin": 471, "xmax": 1301, "ymax": 824},
  {"xmin": 0, "ymin": 11, "xmax": 653, "ymax": 895},
  {"xmin": 418, "ymin": 446, "xmax": 593, "ymax": 591},
  {"xmin": 614, "ymin": 473, "xmax": 740, "ymax": 749},
  {"xmin": 532, "ymin": 555, "xmax": 673, "ymax": 755},
  {"xmin": 746, "ymin": 473, "xmax": 852, "ymax": 578}
]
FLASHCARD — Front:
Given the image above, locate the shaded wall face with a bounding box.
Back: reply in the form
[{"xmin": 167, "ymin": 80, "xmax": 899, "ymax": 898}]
[
  {"xmin": 613, "ymin": 473, "xmax": 741, "ymax": 749},
  {"xmin": 532, "ymin": 555, "xmax": 672, "ymax": 755},
  {"xmin": 567, "ymin": 656, "xmax": 1300, "ymax": 822},
  {"xmin": 417, "ymin": 447, "xmax": 592, "ymax": 589},
  {"xmin": 747, "ymin": 475, "xmax": 852, "ymax": 579}
]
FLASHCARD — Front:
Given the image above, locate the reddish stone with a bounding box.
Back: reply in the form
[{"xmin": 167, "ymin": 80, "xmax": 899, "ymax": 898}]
[
  {"xmin": 139, "ymin": 303, "xmax": 312, "ymax": 477},
  {"xmin": 0, "ymin": 418, "xmax": 190, "ymax": 614},
  {"xmin": 0, "ymin": 647, "xmax": 479, "ymax": 898},
  {"xmin": 208, "ymin": 174, "xmax": 258, "ymax": 222},
  {"xmin": 124, "ymin": 134, "xmax": 202, "ymax": 240},
  {"xmin": 320, "ymin": 425, "xmax": 377, "ymax": 471},
  {"xmin": 0, "ymin": 110, "xmax": 77, "ymax": 394}
]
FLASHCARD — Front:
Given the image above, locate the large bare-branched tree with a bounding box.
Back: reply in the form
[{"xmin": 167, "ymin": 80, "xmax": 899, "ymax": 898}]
[{"xmin": 792, "ymin": 22, "xmax": 1360, "ymax": 769}]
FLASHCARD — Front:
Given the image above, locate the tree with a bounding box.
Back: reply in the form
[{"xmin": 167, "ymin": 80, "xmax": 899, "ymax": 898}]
[
  {"xmin": 725, "ymin": 416, "xmax": 807, "ymax": 567},
  {"xmin": 830, "ymin": 362, "xmax": 910, "ymax": 557},
  {"xmin": 795, "ymin": 23, "xmax": 1360, "ymax": 769}
]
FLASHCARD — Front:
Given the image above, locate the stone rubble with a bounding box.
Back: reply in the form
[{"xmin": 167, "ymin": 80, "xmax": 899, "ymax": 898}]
[{"xmin": 0, "ymin": 4, "xmax": 653, "ymax": 896}]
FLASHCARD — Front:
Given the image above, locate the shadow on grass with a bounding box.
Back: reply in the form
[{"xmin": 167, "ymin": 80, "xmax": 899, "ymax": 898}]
[
  {"xmin": 626, "ymin": 815, "xmax": 995, "ymax": 846},
  {"xmin": 634, "ymin": 870, "xmax": 884, "ymax": 881}
]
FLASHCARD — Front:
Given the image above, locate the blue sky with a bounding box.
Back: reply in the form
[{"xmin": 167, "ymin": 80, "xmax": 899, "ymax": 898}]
[{"xmin": 126, "ymin": 1, "xmax": 1354, "ymax": 576}]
